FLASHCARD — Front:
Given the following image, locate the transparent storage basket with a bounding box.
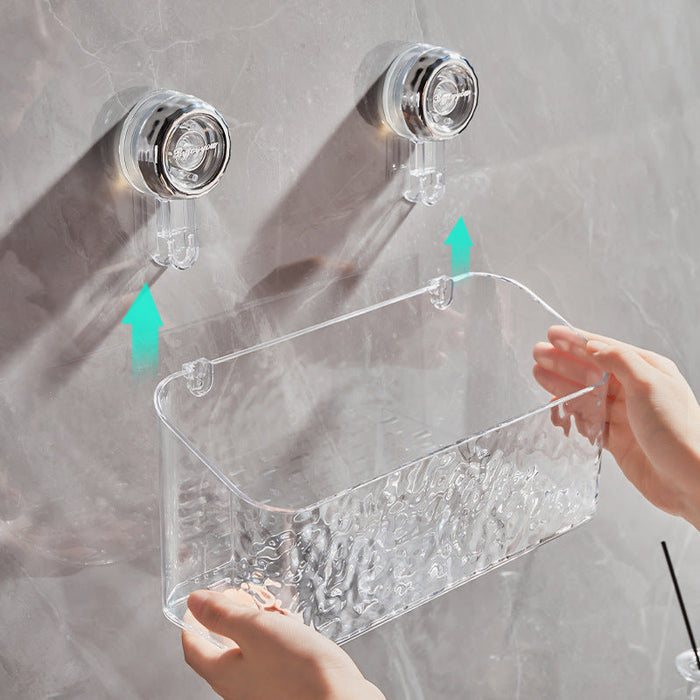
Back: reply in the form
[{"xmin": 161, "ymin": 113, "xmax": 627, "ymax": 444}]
[{"xmin": 155, "ymin": 273, "xmax": 608, "ymax": 646}]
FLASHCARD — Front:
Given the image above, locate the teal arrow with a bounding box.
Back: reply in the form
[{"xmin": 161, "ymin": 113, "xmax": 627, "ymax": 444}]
[
  {"xmin": 444, "ymin": 216, "xmax": 474, "ymax": 277},
  {"xmin": 122, "ymin": 284, "xmax": 163, "ymax": 380}
]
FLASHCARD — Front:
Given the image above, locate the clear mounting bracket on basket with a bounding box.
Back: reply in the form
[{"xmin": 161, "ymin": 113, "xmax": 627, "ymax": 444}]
[
  {"xmin": 118, "ymin": 89, "xmax": 231, "ymax": 270},
  {"xmin": 428, "ymin": 275, "xmax": 454, "ymax": 309},
  {"xmin": 381, "ymin": 44, "xmax": 478, "ymax": 206},
  {"xmin": 183, "ymin": 357, "xmax": 214, "ymax": 397}
]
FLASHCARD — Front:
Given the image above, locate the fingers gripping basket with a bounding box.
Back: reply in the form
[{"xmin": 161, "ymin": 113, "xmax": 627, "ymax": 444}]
[{"xmin": 155, "ymin": 273, "xmax": 608, "ymax": 646}]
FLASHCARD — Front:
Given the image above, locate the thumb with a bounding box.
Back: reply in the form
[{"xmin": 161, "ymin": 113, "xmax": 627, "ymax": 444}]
[
  {"xmin": 585, "ymin": 339, "xmax": 656, "ymax": 394},
  {"xmin": 187, "ymin": 590, "xmax": 262, "ymax": 650}
]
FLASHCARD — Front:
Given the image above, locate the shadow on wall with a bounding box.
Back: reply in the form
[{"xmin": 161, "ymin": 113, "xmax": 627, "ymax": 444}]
[
  {"xmin": 164, "ymin": 52, "xmax": 418, "ymax": 361},
  {"xmin": 0, "ymin": 113, "xmax": 166, "ymax": 576},
  {"xmin": 237, "ymin": 46, "xmax": 415, "ymax": 310},
  {"xmin": 0, "ymin": 121, "xmax": 165, "ymax": 384},
  {"xmin": 0, "ymin": 55, "xmax": 413, "ymax": 381}
]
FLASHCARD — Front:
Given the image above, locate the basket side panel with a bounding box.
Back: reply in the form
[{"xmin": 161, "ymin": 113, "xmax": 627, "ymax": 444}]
[
  {"xmin": 160, "ymin": 419, "xmax": 235, "ymax": 620},
  {"xmin": 222, "ymin": 380, "xmax": 606, "ymax": 642}
]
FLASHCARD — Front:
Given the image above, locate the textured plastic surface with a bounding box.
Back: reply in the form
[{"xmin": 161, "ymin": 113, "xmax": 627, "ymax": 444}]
[{"xmin": 155, "ymin": 273, "xmax": 608, "ymax": 646}]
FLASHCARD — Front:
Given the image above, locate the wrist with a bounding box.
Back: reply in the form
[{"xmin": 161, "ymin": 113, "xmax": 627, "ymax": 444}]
[{"xmin": 676, "ymin": 439, "xmax": 700, "ymax": 530}]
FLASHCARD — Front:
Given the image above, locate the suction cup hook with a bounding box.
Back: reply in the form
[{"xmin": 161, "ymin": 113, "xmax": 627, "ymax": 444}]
[
  {"xmin": 118, "ymin": 89, "xmax": 231, "ymax": 270},
  {"xmin": 381, "ymin": 44, "xmax": 478, "ymax": 206}
]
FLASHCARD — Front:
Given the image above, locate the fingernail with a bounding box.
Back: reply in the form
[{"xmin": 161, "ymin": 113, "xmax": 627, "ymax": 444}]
[
  {"xmin": 586, "ymin": 340, "xmax": 607, "ymax": 355},
  {"xmin": 188, "ymin": 590, "xmax": 213, "ymax": 616}
]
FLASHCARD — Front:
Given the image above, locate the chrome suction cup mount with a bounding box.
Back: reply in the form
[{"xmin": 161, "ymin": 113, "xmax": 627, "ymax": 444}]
[
  {"xmin": 118, "ymin": 89, "xmax": 231, "ymax": 270},
  {"xmin": 381, "ymin": 44, "xmax": 478, "ymax": 206}
]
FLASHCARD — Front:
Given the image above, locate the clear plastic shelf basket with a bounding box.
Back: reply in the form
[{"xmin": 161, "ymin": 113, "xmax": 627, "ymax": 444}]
[{"xmin": 154, "ymin": 273, "xmax": 608, "ymax": 646}]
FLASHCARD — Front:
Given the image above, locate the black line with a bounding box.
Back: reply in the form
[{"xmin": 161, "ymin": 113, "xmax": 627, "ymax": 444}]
[{"xmin": 662, "ymin": 540, "xmax": 700, "ymax": 670}]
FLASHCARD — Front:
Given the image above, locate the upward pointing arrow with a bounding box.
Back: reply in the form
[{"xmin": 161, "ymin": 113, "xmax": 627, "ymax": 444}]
[
  {"xmin": 122, "ymin": 284, "xmax": 163, "ymax": 380},
  {"xmin": 444, "ymin": 216, "xmax": 474, "ymax": 277}
]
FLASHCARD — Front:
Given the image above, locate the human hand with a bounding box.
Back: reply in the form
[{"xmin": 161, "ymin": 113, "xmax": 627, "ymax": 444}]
[
  {"xmin": 182, "ymin": 589, "xmax": 386, "ymax": 700},
  {"xmin": 533, "ymin": 325, "xmax": 700, "ymax": 529}
]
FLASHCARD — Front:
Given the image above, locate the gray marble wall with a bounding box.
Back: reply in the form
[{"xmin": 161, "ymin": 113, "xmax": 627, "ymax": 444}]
[{"xmin": 2, "ymin": 1, "xmax": 700, "ymax": 698}]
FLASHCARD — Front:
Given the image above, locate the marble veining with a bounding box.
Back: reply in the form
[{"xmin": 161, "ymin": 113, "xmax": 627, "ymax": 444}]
[{"xmin": 1, "ymin": 1, "xmax": 700, "ymax": 698}]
